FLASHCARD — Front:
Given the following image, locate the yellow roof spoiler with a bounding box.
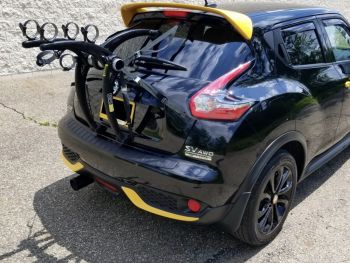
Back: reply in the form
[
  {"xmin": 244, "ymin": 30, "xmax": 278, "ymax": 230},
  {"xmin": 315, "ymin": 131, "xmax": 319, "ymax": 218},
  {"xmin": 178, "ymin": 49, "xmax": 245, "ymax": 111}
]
[{"xmin": 120, "ymin": 2, "xmax": 253, "ymax": 40}]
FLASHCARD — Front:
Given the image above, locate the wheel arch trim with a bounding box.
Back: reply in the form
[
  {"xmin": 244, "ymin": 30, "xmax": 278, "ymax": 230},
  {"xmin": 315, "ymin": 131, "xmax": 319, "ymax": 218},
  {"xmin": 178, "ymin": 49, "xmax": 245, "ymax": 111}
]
[
  {"xmin": 240, "ymin": 130, "xmax": 307, "ymax": 195},
  {"xmin": 219, "ymin": 131, "xmax": 307, "ymax": 233}
]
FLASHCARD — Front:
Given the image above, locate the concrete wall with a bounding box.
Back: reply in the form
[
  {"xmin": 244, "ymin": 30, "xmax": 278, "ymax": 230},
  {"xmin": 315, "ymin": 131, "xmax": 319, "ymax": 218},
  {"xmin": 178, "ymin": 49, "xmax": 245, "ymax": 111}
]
[{"xmin": 1, "ymin": 0, "xmax": 350, "ymax": 76}]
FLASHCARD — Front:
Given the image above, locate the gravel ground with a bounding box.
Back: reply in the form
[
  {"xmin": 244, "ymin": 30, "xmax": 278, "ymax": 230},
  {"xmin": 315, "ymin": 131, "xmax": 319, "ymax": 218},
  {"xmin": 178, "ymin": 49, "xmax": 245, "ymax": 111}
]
[{"xmin": 0, "ymin": 71, "xmax": 350, "ymax": 263}]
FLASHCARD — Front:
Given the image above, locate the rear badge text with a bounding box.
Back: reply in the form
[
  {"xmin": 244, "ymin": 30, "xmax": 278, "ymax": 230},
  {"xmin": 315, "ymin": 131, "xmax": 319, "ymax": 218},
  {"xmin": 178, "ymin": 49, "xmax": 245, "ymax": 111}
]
[{"xmin": 184, "ymin": 146, "xmax": 214, "ymax": 161}]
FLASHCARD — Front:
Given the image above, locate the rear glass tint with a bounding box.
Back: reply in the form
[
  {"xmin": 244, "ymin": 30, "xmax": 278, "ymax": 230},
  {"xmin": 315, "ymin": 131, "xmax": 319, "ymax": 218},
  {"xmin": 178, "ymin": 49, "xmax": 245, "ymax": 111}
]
[
  {"xmin": 113, "ymin": 15, "xmax": 253, "ymax": 81},
  {"xmin": 282, "ymin": 23, "xmax": 324, "ymax": 65}
]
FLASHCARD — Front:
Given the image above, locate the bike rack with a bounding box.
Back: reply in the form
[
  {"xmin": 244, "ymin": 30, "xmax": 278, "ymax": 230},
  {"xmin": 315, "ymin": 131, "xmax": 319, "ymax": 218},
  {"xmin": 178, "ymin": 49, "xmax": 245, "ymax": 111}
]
[{"xmin": 19, "ymin": 20, "xmax": 166, "ymax": 144}]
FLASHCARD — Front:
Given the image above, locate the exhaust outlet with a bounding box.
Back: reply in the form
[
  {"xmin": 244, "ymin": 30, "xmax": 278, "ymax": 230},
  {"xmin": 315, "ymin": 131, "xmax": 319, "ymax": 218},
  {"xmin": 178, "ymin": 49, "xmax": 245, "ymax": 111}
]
[{"xmin": 70, "ymin": 175, "xmax": 94, "ymax": 191}]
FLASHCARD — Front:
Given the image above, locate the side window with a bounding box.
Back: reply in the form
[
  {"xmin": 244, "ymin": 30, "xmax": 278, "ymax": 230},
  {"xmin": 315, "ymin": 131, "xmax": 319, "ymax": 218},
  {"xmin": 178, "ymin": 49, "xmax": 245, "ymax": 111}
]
[
  {"xmin": 282, "ymin": 23, "xmax": 324, "ymax": 66},
  {"xmin": 323, "ymin": 19, "xmax": 350, "ymax": 62}
]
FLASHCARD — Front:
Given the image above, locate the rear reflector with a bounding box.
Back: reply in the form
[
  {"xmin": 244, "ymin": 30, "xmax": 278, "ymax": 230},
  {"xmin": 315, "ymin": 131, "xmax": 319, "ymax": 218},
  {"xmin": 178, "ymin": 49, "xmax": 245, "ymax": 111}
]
[
  {"xmin": 187, "ymin": 199, "xmax": 201, "ymax": 212},
  {"xmin": 189, "ymin": 61, "xmax": 253, "ymax": 121},
  {"xmin": 95, "ymin": 178, "xmax": 118, "ymax": 192}
]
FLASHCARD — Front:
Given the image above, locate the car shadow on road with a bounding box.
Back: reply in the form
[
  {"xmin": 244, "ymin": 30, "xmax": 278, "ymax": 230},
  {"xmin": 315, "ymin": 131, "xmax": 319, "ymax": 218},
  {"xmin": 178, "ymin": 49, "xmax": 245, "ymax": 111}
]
[{"xmin": 1, "ymin": 147, "xmax": 349, "ymax": 263}]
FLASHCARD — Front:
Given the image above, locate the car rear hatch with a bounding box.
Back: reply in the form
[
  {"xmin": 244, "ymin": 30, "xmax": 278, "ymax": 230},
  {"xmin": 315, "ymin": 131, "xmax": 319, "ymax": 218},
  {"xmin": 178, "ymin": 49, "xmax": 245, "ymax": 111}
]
[{"xmin": 74, "ymin": 10, "xmax": 254, "ymax": 154}]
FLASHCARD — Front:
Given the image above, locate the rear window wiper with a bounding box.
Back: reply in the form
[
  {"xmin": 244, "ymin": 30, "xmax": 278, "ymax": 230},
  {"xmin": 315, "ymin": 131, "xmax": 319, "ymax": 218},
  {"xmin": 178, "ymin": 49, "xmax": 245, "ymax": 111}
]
[{"xmin": 131, "ymin": 55, "xmax": 187, "ymax": 71}]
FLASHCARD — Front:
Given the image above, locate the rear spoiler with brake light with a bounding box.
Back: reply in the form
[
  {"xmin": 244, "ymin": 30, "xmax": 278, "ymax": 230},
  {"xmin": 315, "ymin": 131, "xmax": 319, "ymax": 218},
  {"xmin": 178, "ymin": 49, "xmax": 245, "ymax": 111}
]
[{"xmin": 120, "ymin": 2, "xmax": 253, "ymax": 40}]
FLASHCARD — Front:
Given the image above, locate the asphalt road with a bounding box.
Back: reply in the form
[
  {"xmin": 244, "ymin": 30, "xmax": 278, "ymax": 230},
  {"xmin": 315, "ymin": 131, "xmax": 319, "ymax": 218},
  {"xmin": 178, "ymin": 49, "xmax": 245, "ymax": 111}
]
[{"xmin": 0, "ymin": 71, "xmax": 350, "ymax": 263}]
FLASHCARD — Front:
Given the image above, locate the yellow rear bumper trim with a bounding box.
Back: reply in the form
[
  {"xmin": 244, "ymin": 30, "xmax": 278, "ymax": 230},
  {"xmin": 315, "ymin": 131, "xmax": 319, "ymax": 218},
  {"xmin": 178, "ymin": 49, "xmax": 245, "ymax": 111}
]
[
  {"xmin": 61, "ymin": 153, "xmax": 84, "ymax": 172},
  {"xmin": 121, "ymin": 3, "xmax": 253, "ymax": 40},
  {"xmin": 122, "ymin": 186, "xmax": 199, "ymax": 222}
]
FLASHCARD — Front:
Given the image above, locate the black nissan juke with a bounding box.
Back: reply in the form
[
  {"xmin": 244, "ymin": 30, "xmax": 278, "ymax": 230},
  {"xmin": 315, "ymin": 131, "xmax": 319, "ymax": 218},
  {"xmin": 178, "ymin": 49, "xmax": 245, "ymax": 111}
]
[{"xmin": 21, "ymin": 2, "xmax": 350, "ymax": 246}]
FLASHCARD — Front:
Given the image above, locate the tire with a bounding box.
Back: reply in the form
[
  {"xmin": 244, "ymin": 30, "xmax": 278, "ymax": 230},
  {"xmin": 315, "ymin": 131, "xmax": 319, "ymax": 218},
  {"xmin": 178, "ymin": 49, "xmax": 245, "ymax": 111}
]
[{"xmin": 233, "ymin": 150, "xmax": 298, "ymax": 246}]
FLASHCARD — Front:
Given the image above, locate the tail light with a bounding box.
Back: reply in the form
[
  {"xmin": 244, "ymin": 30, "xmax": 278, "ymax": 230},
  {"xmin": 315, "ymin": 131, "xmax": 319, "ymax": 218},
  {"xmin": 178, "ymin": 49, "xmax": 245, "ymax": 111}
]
[
  {"xmin": 189, "ymin": 61, "xmax": 253, "ymax": 121},
  {"xmin": 163, "ymin": 10, "xmax": 188, "ymax": 18}
]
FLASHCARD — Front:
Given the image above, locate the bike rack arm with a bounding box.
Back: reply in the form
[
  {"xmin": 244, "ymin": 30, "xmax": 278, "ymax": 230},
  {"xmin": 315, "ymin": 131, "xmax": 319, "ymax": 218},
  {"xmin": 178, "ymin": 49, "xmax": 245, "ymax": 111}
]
[
  {"xmin": 40, "ymin": 41, "xmax": 112, "ymax": 63},
  {"xmin": 22, "ymin": 38, "xmax": 67, "ymax": 49},
  {"xmin": 74, "ymin": 58, "xmax": 100, "ymax": 132},
  {"xmin": 101, "ymin": 64, "xmax": 124, "ymax": 141},
  {"xmin": 103, "ymin": 29, "xmax": 159, "ymax": 50}
]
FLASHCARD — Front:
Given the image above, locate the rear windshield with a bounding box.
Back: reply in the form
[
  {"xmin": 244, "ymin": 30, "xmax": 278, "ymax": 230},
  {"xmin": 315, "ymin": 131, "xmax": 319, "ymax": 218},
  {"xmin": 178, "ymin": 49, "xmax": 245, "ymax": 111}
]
[{"xmin": 113, "ymin": 14, "xmax": 253, "ymax": 81}]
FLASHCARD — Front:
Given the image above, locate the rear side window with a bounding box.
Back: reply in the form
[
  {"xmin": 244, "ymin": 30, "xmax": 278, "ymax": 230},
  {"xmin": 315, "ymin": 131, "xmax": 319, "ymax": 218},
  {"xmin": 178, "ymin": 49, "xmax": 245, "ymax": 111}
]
[
  {"xmin": 113, "ymin": 15, "xmax": 254, "ymax": 81},
  {"xmin": 323, "ymin": 19, "xmax": 350, "ymax": 62},
  {"xmin": 282, "ymin": 23, "xmax": 324, "ymax": 65}
]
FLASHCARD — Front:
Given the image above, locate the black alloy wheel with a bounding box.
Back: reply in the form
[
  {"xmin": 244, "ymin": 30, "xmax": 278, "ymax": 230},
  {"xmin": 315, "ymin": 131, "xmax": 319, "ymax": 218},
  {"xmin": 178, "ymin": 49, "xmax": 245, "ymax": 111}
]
[
  {"xmin": 257, "ymin": 165, "xmax": 293, "ymax": 235},
  {"xmin": 232, "ymin": 150, "xmax": 297, "ymax": 246}
]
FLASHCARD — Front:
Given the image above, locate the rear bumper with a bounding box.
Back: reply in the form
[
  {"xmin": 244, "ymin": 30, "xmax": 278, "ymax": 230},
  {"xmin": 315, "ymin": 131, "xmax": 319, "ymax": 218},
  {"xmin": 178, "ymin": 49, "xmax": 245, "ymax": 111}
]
[
  {"xmin": 58, "ymin": 113, "xmax": 246, "ymax": 225},
  {"xmin": 63, "ymin": 153, "xmax": 233, "ymax": 224}
]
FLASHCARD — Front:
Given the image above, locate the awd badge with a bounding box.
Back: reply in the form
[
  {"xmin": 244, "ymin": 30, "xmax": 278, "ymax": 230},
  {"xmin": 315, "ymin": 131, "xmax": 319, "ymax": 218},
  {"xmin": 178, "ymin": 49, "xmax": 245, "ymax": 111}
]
[{"xmin": 184, "ymin": 146, "xmax": 214, "ymax": 161}]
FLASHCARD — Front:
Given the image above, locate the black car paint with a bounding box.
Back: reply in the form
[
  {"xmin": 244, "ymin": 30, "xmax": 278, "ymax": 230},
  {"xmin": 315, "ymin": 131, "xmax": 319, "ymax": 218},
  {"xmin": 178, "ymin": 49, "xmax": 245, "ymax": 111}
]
[
  {"xmin": 318, "ymin": 15, "xmax": 350, "ymax": 143},
  {"xmin": 60, "ymin": 6, "xmax": 350, "ymax": 230}
]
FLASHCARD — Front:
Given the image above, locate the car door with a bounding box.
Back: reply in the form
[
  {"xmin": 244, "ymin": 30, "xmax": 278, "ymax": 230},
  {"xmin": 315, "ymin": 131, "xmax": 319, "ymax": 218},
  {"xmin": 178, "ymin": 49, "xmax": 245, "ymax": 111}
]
[
  {"xmin": 318, "ymin": 16, "xmax": 350, "ymax": 141},
  {"xmin": 277, "ymin": 20, "xmax": 343, "ymax": 156}
]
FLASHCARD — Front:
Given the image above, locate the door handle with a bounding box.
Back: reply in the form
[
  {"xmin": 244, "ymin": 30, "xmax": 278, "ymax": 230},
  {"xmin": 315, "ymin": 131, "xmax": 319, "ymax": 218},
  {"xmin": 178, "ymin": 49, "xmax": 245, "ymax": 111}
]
[{"xmin": 345, "ymin": 81, "xmax": 350, "ymax": 89}]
